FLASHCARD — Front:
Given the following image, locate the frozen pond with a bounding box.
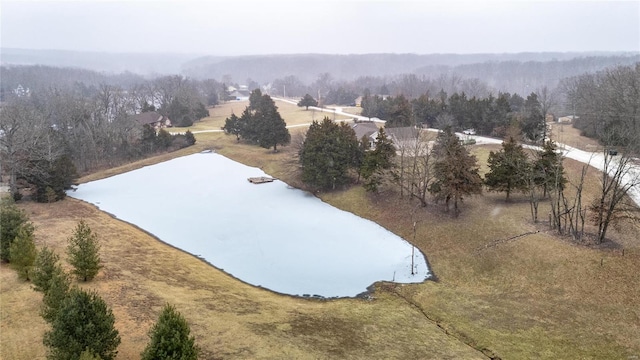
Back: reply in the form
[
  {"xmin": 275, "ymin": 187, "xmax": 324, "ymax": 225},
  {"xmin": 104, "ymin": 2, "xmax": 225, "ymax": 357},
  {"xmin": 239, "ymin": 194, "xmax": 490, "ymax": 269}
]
[{"xmin": 69, "ymin": 152, "xmax": 430, "ymax": 297}]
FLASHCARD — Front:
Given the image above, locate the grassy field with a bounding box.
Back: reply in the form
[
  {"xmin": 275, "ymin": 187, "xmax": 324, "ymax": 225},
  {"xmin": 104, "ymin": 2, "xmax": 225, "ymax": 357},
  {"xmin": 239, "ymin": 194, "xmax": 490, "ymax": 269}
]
[
  {"xmin": 2, "ymin": 102, "xmax": 639, "ymax": 359},
  {"xmin": 548, "ymin": 122, "xmax": 602, "ymax": 152},
  {"xmin": 167, "ymin": 99, "xmax": 354, "ymax": 134}
]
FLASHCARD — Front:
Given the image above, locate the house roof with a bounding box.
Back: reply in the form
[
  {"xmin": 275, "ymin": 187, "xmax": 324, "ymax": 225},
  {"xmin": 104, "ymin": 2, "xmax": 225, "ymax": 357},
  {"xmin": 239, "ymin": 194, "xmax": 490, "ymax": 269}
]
[
  {"xmin": 134, "ymin": 111, "xmax": 165, "ymax": 125},
  {"xmin": 385, "ymin": 127, "xmax": 420, "ymax": 142},
  {"xmin": 352, "ymin": 122, "xmax": 379, "ymax": 140},
  {"xmin": 229, "ymin": 90, "xmax": 251, "ymax": 98}
]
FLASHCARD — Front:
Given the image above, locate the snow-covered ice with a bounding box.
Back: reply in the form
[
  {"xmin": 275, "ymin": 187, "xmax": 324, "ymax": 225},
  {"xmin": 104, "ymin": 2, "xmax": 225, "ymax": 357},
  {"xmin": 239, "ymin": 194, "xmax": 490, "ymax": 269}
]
[{"xmin": 69, "ymin": 153, "xmax": 430, "ymax": 297}]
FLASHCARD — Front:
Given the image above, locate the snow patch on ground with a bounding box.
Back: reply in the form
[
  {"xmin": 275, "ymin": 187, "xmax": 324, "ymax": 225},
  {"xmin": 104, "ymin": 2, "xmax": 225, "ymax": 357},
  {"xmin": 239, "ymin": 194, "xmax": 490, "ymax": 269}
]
[
  {"xmin": 490, "ymin": 206, "xmax": 502, "ymax": 217},
  {"xmin": 69, "ymin": 153, "xmax": 430, "ymax": 298}
]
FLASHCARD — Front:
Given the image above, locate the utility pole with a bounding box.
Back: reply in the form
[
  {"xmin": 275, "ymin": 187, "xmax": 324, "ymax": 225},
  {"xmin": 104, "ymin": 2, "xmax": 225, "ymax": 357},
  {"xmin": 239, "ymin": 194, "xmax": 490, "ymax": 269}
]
[{"xmin": 412, "ymin": 221, "xmax": 416, "ymax": 275}]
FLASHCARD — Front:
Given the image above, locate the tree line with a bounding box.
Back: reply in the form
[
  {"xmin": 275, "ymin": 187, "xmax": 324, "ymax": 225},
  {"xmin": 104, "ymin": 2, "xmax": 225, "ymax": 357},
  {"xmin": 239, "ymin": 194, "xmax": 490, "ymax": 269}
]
[
  {"xmin": 295, "ymin": 119, "xmax": 483, "ymax": 215},
  {"xmin": 0, "ymin": 68, "xmax": 215, "ymax": 202},
  {"xmin": 1, "ymin": 199, "xmax": 200, "ymax": 359},
  {"xmin": 562, "ymin": 63, "xmax": 640, "ymax": 149},
  {"xmin": 360, "ymin": 90, "xmax": 547, "ymax": 142},
  {"xmin": 294, "ymin": 116, "xmax": 637, "ymax": 241},
  {"xmin": 181, "ymin": 52, "xmax": 639, "ymax": 95}
]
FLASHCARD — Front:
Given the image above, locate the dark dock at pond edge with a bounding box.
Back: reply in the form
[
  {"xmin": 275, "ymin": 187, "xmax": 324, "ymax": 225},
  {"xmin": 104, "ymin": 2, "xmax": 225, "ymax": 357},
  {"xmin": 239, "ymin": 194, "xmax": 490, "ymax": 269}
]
[{"xmin": 248, "ymin": 177, "xmax": 277, "ymax": 184}]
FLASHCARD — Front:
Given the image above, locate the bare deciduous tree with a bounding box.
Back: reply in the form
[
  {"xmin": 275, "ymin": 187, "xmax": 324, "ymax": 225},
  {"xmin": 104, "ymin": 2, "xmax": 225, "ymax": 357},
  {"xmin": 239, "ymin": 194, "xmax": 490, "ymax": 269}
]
[
  {"xmin": 536, "ymin": 86, "xmax": 558, "ymax": 141},
  {"xmin": 590, "ymin": 148, "xmax": 640, "ymax": 244},
  {"xmin": 0, "ymin": 98, "xmax": 55, "ymax": 195},
  {"xmin": 391, "ymin": 129, "xmax": 433, "ymax": 206}
]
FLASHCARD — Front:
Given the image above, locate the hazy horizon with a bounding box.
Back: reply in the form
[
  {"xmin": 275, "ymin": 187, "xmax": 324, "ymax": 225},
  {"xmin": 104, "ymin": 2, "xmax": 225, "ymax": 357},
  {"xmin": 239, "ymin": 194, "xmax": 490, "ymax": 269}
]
[
  {"xmin": 2, "ymin": 1, "xmax": 639, "ymax": 56},
  {"xmin": 4, "ymin": 47, "xmax": 638, "ymax": 57}
]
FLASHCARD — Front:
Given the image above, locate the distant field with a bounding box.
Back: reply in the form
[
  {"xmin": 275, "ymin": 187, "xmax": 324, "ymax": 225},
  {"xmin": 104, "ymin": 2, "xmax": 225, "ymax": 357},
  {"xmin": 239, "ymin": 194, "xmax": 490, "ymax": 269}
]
[
  {"xmin": 548, "ymin": 122, "xmax": 602, "ymax": 151},
  {"xmin": 168, "ymin": 99, "xmax": 354, "ymax": 134},
  {"xmin": 2, "ymin": 109, "xmax": 639, "ymax": 359}
]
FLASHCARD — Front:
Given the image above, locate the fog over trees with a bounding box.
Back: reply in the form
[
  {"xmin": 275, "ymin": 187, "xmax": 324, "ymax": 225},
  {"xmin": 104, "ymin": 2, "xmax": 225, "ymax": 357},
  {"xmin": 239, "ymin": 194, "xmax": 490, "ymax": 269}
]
[
  {"xmin": 3, "ymin": 50, "xmax": 638, "ymax": 96},
  {"xmin": 1, "ymin": 50, "xmax": 639, "ymax": 202}
]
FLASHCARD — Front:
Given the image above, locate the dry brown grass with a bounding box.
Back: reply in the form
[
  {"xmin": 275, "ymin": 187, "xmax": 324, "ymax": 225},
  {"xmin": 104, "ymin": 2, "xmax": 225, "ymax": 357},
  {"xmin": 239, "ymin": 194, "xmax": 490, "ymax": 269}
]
[
  {"xmin": 1, "ymin": 199, "xmax": 486, "ymax": 359},
  {"xmin": 168, "ymin": 100, "xmax": 353, "ymax": 134},
  {"xmin": 2, "ymin": 103, "xmax": 639, "ymax": 359},
  {"xmin": 548, "ymin": 122, "xmax": 602, "ymax": 151}
]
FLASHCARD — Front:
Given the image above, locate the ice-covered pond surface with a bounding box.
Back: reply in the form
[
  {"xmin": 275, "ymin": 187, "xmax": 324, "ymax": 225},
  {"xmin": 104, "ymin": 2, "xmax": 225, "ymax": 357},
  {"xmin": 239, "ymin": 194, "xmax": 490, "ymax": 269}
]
[{"xmin": 69, "ymin": 152, "xmax": 430, "ymax": 297}]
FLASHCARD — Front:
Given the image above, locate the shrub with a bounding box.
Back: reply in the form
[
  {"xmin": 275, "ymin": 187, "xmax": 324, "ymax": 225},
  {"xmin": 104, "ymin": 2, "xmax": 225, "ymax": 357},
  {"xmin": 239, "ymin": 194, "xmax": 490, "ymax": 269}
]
[
  {"xmin": 156, "ymin": 128, "xmax": 173, "ymax": 149},
  {"xmin": 185, "ymin": 130, "xmax": 196, "ymax": 146}
]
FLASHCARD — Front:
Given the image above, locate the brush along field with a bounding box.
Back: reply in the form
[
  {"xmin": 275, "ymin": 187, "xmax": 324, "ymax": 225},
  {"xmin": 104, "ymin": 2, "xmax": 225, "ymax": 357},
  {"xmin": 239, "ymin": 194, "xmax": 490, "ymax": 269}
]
[
  {"xmin": 547, "ymin": 122, "xmax": 602, "ymax": 152},
  {"xmin": 2, "ymin": 102, "xmax": 639, "ymax": 359}
]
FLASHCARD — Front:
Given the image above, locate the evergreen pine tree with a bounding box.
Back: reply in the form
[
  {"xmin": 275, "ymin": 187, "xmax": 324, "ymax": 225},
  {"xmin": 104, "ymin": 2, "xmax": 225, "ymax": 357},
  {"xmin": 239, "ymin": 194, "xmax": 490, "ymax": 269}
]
[
  {"xmin": 361, "ymin": 127, "xmax": 396, "ymax": 192},
  {"xmin": 248, "ymin": 88, "xmax": 263, "ymax": 110},
  {"xmin": 9, "ymin": 225, "xmax": 37, "ymax": 280},
  {"xmin": 0, "ymin": 198, "xmax": 30, "ymax": 262},
  {"xmin": 184, "ymin": 130, "xmax": 196, "ymax": 146},
  {"xmin": 222, "ymin": 113, "xmax": 242, "ymax": 141},
  {"xmin": 141, "ymin": 303, "xmax": 199, "ymax": 360},
  {"xmin": 156, "ymin": 128, "xmax": 173, "ymax": 149},
  {"xmin": 484, "ymin": 136, "xmax": 531, "ymax": 200},
  {"xmin": 253, "ymin": 95, "xmax": 290, "ymax": 151},
  {"xmin": 67, "ymin": 220, "xmax": 102, "ymax": 281},
  {"xmin": 429, "ymin": 127, "xmax": 483, "ymax": 215},
  {"xmin": 533, "ymin": 140, "xmax": 566, "ymax": 196},
  {"xmin": 32, "ymin": 245, "xmax": 61, "ymax": 293},
  {"xmin": 44, "ymin": 288, "xmax": 121, "ymax": 360},
  {"xmin": 297, "ymin": 94, "xmax": 318, "ymax": 110},
  {"xmin": 386, "ymin": 95, "xmax": 414, "ymax": 128},
  {"xmin": 299, "ymin": 118, "xmax": 361, "ymax": 189},
  {"xmin": 79, "ymin": 349, "xmax": 103, "ymax": 360},
  {"xmin": 41, "ymin": 267, "xmax": 71, "ymax": 324}
]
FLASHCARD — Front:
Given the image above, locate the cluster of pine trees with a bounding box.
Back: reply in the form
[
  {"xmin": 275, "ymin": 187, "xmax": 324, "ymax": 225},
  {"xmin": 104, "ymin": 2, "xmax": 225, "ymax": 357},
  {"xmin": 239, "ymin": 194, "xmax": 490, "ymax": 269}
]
[
  {"xmin": 296, "ymin": 119, "xmax": 567, "ymax": 217},
  {"xmin": 222, "ymin": 90, "xmax": 291, "ymax": 151},
  {"xmin": 1, "ymin": 199, "xmax": 200, "ymax": 359},
  {"xmin": 361, "ymin": 91, "xmax": 546, "ymax": 142},
  {"xmin": 298, "ymin": 118, "xmax": 396, "ymax": 193}
]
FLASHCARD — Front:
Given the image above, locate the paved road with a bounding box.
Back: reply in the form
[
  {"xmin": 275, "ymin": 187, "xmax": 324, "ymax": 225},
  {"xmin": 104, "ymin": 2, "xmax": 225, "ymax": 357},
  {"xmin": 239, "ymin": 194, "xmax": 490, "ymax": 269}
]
[
  {"xmin": 445, "ymin": 131, "xmax": 640, "ymax": 207},
  {"xmin": 273, "ymin": 97, "xmax": 386, "ymax": 123}
]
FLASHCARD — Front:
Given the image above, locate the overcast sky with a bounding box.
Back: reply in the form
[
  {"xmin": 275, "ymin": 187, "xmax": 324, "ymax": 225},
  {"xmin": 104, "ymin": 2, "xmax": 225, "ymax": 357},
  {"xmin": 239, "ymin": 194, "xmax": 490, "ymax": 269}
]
[{"xmin": 1, "ymin": 0, "xmax": 639, "ymax": 55}]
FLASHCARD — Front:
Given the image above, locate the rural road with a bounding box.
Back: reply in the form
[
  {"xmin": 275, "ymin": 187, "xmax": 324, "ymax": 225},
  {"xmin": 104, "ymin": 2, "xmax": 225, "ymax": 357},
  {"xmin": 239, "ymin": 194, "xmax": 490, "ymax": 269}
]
[{"xmin": 273, "ymin": 97, "xmax": 386, "ymax": 123}]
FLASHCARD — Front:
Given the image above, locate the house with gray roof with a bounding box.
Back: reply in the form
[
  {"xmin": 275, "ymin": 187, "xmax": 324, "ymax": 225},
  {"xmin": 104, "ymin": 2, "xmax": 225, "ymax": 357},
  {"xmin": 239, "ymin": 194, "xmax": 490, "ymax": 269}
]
[
  {"xmin": 134, "ymin": 111, "xmax": 172, "ymax": 129},
  {"xmin": 352, "ymin": 122, "xmax": 379, "ymax": 149}
]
